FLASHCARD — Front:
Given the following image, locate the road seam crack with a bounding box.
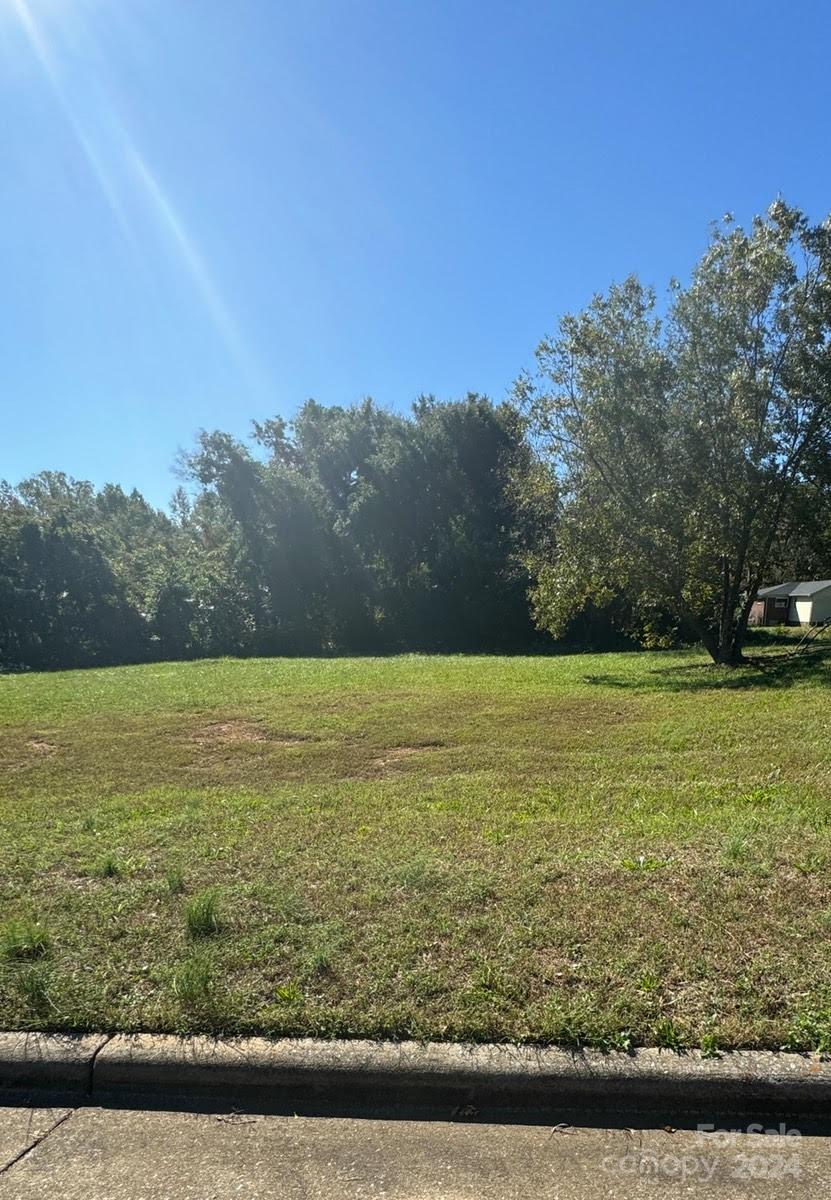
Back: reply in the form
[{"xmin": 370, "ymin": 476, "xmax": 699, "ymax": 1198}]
[{"xmin": 0, "ymin": 1108, "xmax": 76, "ymax": 1178}]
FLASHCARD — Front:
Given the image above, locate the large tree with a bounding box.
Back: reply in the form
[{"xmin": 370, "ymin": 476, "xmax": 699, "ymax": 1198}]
[
  {"xmin": 517, "ymin": 201, "xmax": 831, "ymax": 664},
  {"xmin": 187, "ymin": 395, "xmax": 554, "ymax": 654}
]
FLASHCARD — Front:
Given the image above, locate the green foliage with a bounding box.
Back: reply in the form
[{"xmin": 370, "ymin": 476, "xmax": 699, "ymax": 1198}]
[
  {"xmin": 723, "ymin": 835, "xmax": 751, "ymax": 865},
  {"xmin": 1, "ymin": 396, "xmax": 557, "ymax": 670},
  {"xmin": 15, "ymin": 965, "xmax": 54, "ymax": 1017},
  {"xmin": 784, "ymin": 1009, "xmax": 831, "ymax": 1055},
  {"xmin": 637, "ymin": 973, "xmax": 661, "ymax": 995},
  {"xmin": 274, "ymin": 981, "xmax": 304, "ymax": 1005},
  {"xmin": 519, "ymin": 201, "xmax": 831, "ymax": 664},
  {"xmin": 0, "ymin": 493, "xmax": 147, "ymax": 671},
  {"xmin": 700, "ymin": 1032, "xmax": 721, "ymax": 1059}
]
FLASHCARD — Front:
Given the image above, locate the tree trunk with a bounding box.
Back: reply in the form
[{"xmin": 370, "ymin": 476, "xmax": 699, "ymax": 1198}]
[
  {"xmin": 695, "ymin": 616, "xmax": 749, "ymax": 666},
  {"xmin": 707, "ymin": 567, "xmax": 756, "ymax": 665},
  {"xmin": 715, "ymin": 637, "xmax": 747, "ymax": 666},
  {"xmin": 727, "ymin": 592, "xmax": 757, "ymax": 663}
]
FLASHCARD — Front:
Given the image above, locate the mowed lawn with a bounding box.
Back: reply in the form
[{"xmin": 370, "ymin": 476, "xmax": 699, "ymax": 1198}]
[{"xmin": 2, "ymin": 645, "xmax": 831, "ymax": 1052}]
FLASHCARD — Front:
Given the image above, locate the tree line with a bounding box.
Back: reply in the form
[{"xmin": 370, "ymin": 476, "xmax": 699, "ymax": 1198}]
[
  {"xmin": 0, "ymin": 396, "xmax": 569, "ymax": 671},
  {"xmin": 2, "ymin": 201, "xmax": 830, "ymax": 672}
]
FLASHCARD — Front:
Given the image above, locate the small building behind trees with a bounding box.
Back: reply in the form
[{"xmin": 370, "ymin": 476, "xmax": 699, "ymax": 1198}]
[{"xmin": 749, "ymin": 581, "xmax": 831, "ymax": 627}]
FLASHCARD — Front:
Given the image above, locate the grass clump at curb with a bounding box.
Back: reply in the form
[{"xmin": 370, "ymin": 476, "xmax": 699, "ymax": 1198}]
[
  {"xmin": 784, "ymin": 1009, "xmax": 831, "ymax": 1055},
  {"xmin": 654, "ymin": 1018, "xmax": 685, "ymax": 1052},
  {"xmin": 185, "ymin": 891, "xmax": 222, "ymax": 939},
  {"xmin": 700, "ymin": 1032, "xmax": 721, "ymax": 1060},
  {"xmin": 1, "ymin": 919, "xmax": 51, "ymax": 962}
]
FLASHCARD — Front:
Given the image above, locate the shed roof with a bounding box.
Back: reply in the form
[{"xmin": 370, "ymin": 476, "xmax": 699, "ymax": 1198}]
[{"xmin": 757, "ymin": 580, "xmax": 831, "ymax": 599}]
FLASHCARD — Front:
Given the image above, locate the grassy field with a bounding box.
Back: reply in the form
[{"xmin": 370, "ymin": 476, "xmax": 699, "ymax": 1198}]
[{"xmin": 2, "ymin": 643, "xmax": 831, "ymax": 1052}]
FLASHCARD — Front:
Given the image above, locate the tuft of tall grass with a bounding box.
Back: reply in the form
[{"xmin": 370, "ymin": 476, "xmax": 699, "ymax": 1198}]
[
  {"xmin": 93, "ymin": 854, "xmax": 122, "ymax": 879},
  {"xmin": 16, "ymin": 965, "xmax": 54, "ymax": 1015},
  {"xmin": 173, "ymin": 957, "xmax": 215, "ymax": 1010},
  {"xmin": 723, "ymin": 834, "xmax": 750, "ymax": 864},
  {"xmin": 166, "ymin": 866, "xmax": 185, "ymax": 895},
  {"xmin": 185, "ymin": 891, "xmax": 221, "ymax": 938},
  {"xmin": 1, "ymin": 919, "xmax": 51, "ymax": 961}
]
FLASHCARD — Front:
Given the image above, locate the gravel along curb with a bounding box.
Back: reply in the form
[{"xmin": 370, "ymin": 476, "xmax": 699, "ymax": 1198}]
[{"xmin": 2, "ymin": 1033, "xmax": 831, "ymax": 1122}]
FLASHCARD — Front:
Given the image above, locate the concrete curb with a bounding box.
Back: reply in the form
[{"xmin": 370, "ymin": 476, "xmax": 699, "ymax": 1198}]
[
  {"xmin": 2, "ymin": 1033, "xmax": 830, "ymax": 1120},
  {"xmin": 0, "ymin": 1033, "xmax": 110, "ymax": 1097}
]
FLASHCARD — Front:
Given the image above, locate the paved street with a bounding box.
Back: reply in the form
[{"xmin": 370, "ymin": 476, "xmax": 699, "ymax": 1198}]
[{"xmin": 1, "ymin": 1103, "xmax": 830, "ymax": 1198}]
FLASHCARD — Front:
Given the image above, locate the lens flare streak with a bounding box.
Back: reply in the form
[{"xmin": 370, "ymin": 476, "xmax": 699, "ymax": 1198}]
[{"xmin": 10, "ymin": 0, "xmax": 263, "ymax": 393}]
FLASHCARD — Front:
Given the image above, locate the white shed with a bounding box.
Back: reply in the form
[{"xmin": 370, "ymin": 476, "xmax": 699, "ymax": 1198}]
[
  {"xmin": 792, "ymin": 583, "xmax": 831, "ymax": 628},
  {"xmin": 753, "ymin": 580, "xmax": 831, "ymax": 626}
]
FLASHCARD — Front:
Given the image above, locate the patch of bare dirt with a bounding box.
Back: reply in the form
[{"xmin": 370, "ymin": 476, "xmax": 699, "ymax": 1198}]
[
  {"xmin": 369, "ymin": 742, "xmax": 445, "ymax": 770},
  {"xmin": 48, "ymin": 867, "xmax": 98, "ymax": 894},
  {"xmin": 26, "ymin": 738, "xmax": 57, "ymax": 755},
  {"xmin": 187, "ymin": 721, "xmax": 313, "ymax": 747},
  {"xmin": 188, "ymin": 721, "xmax": 267, "ymax": 746}
]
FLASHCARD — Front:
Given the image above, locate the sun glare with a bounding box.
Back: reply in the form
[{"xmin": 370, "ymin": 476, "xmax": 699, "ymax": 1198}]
[{"xmin": 6, "ymin": 0, "xmax": 263, "ymax": 394}]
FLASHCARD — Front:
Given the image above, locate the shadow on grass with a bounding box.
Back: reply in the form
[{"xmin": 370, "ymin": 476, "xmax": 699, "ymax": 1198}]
[
  {"xmin": 744, "ymin": 626, "xmax": 808, "ymax": 647},
  {"xmin": 583, "ymin": 646, "xmax": 831, "ymax": 693}
]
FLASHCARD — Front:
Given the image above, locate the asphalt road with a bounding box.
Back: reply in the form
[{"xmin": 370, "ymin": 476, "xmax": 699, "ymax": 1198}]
[{"xmin": 1, "ymin": 1103, "xmax": 830, "ymax": 1198}]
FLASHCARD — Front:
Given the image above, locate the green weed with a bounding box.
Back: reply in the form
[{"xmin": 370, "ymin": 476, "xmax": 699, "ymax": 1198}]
[
  {"xmin": 784, "ymin": 1009, "xmax": 831, "ymax": 1055},
  {"xmin": 275, "ymin": 981, "xmax": 303, "ymax": 1004},
  {"xmin": 654, "ymin": 1018, "xmax": 685, "ymax": 1051},
  {"xmin": 699, "ymin": 1032, "xmax": 721, "ymax": 1059}
]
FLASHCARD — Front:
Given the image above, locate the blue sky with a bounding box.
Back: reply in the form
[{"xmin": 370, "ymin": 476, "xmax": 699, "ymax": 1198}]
[{"xmin": 2, "ymin": 0, "xmax": 830, "ymax": 508}]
